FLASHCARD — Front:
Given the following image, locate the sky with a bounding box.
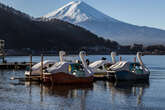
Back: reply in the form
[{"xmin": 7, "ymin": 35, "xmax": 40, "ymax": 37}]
[{"xmin": 0, "ymin": 0, "xmax": 165, "ymax": 30}]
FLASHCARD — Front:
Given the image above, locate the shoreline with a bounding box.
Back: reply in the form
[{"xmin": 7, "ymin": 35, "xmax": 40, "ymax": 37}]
[
  {"xmin": 4, "ymin": 50, "xmax": 165, "ymax": 56},
  {"xmin": 5, "ymin": 53, "xmax": 165, "ymax": 56}
]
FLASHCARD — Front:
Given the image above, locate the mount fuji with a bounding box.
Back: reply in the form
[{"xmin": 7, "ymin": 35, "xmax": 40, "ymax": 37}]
[{"xmin": 42, "ymin": 1, "xmax": 165, "ymax": 45}]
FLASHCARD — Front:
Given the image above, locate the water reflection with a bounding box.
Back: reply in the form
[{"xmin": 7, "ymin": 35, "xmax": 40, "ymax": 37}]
[
  {"xmin": 25, "ymin": 82, "xmax": 93, "ymax": 97},
  {"xmin": 24, "ymin": 80, "xmax": 150, "ymax": 108},
  {"xmin": 108, "ymin": 80, "xmax": 149, "ymax": 106},
  {"xmin": 43, "ymin": 84, "xmax": 92, "ymax": 98},
  {"xmin": 24, "ymin": 82, "xmax": 93, "ymax": 110}
]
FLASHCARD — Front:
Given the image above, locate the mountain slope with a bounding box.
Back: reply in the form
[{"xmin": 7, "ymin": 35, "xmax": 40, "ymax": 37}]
[
  {"xmin": 44, "ymin": 1, "xmax": 118, "ymax": 23},
  {"xmin": 0, "ymin": 2, "xmax": 118, "ymax": 50},
  {"xmin": 43, "ymin": 1, "xmax": 165, "ymax": 45}
]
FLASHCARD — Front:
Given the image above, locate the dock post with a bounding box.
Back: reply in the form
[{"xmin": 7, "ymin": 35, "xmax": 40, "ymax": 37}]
[
  {"xmin": 134, "ymin": 57, "xmax": 136, "ymax": 63},
  {"xmin": 119, "ymin": 56, "xmax": 122, "ymax": 61},
  {"xmin": 2, "ymin": 53, "xmax": 5, "ymax": 63},
  {"xmin": 29, "ymin": 54, "xmax": 32, "ymax": 79},
  {"xmin": 40, "ymin": 54, "xmax": 43, "ymax": 81}
]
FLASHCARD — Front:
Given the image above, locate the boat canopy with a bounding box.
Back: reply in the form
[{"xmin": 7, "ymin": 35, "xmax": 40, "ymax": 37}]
[
  {"xmin": 110, "ymin": 61, "xmax": 127, "ymax": 69},
  {"xmin": 110, "ymin": 61, "xmax": 144, "ymax": 72},
  {"xmin": 89, "ymin": 60, "xmax": 110, "ymax": 69},
  {"xmin": 32, "ymin": 60, "xmax": 55, "ymax": 71},
  {"xmin": 45, "ymin": 62, "xmax": 74, "ymax": 74},
  {"xmin": 110, "ymin": 61, "xmax": 136, "ymax": 71}
]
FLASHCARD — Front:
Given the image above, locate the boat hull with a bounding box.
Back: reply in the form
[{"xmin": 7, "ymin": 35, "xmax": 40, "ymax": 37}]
[
  {"xmin": 43, "ymin": 72, "xmax": 93, "ymax": 84},
  {"xmin": 114, "ymin": 70, "xmax": 149, "ymax": 81},
  {"xmin": 25, "ymin": 71, "xmax": 41, "ymax": 76}
]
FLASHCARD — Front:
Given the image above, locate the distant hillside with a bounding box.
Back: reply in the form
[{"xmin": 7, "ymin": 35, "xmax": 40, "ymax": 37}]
[{"xmin": 0, "ymin": 3, "xmax": 119, "ymax": 51}]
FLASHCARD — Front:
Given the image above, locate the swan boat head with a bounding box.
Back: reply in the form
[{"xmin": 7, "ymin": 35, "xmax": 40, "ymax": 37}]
[
  {"xmin": 111, "ymin": 51, "xmax": 117, "ymax": 64},
  {"xmin": 59, "ymin": 51, "xmax": 66, "ymax": 62}
]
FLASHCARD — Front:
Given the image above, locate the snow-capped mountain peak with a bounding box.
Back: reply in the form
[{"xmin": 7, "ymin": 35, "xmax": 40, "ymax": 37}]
[
  {"xmin": 43, "ymin": 1, "xmax": 118, "ymax": 23},
  {"xmin": 42, "ymin": 1, "xmax": 165, "ymax": 45}
]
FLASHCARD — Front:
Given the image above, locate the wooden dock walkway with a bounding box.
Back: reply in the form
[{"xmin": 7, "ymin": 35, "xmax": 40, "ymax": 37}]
[
  {"xmin": 11, "ymin": 73, "xmax": 113, "ymax": 83},
  {"xmin": 0, "ymin": 62, "xmax": 36, "ymax": 69}
]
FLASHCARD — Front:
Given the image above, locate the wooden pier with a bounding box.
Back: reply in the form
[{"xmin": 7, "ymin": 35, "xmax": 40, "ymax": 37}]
[
  {"xmin": 0, "ymin": 62, "xmax": 36, "ymax": 69},
  {"xmin": 0, "ymin": 54, "xmax": 36, "ymax": 70}
]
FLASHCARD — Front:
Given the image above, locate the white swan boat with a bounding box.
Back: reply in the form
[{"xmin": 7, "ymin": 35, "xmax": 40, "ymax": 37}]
[
  {"xmin": 25, "ymin": 60, "xmax": 55, "ymax": 76},
  {"xmin": 108, "ymin": 52, "xmax": 150, "ymax": 81},
  {"xmin": 89, "ymin": 52, "xmax": 117, "ymax": 75},
  {"xmin": 43, "ymin": 51, "xmax": 94, "ymax": 84},
  {"xmin": 25, "ymin": 51, "xmax": 66, "ymax": 76}
]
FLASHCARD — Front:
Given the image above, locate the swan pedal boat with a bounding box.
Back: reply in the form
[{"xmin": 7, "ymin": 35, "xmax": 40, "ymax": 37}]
[
  {"xmin": 25, "ymin": 51, "xmax": 66, "ymax": 77},
  {"xmin": 42, "ymin": 51, "xmax": 94, "ymax": 84},
  {"xmin": 89, "ymin": 60, "xmax": 111, "ymax": 75},
  {"xmin": 25, "ymin": 60, "xmax": 55, "ymax": 76},
  {"xmin": 89, "ymin": 52, "xmax": 117, "ymax": 76},
  {"xmin": 43, "ymin": 62, "xmax": 93, "ymax": 84},
  {"xmin": 107, "ymin": 52, "xmax": 150, "ymax": 81},
  {"xmin": 108, "ymin": 61, "xmax": 150, "ymax": 81}
]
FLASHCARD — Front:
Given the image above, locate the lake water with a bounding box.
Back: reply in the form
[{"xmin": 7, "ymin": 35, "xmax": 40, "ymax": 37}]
[{"xmin": 0, "ymin": 55, "xmax": 165, "ymax": 110}]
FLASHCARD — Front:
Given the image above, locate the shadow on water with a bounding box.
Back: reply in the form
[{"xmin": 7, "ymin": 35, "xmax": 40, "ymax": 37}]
[
  {"xmin": 24, "ymin": 81, "xmax": 93, "ymax": 98},
  {"xmin": 22, "ymin": 81, "xmax": 93, "ymax": 110},
  {"xmin": 108, "ymin": 80, "xmax": 149, "ymax": 107},
  {"xmin": 113, "ymin": 80, "xmax": 149, "ymax": 90},
  {"xmin": 22, "ymin": 80, "xmax": 150, "ymax": 107}
]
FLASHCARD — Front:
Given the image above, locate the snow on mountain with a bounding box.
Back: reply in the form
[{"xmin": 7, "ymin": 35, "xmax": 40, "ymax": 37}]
[
  {"xmin": 42, "ymin": 1, "xmax": 165, "ymax": 45},
  {"xmin": 44, "ymin": 1, "xmax": 118, "ymax": 23}
]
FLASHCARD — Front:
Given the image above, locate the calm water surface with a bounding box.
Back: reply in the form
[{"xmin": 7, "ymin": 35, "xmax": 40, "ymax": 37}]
[{"xmin": 0, "ymin": 55, "xmax": 165, "ymax": 110}]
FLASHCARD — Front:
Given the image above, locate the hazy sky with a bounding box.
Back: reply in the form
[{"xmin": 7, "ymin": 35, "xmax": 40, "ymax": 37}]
[{"xmin": 1, "ymin": 0, "xmax": 165, "ymax": 30}]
